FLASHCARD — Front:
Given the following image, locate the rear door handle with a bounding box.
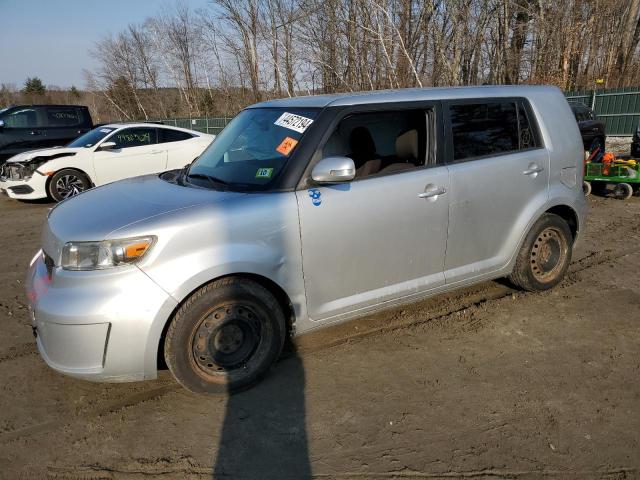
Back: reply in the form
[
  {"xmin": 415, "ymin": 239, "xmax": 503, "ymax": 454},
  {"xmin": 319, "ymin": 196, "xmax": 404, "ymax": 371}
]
[
  {"xmin": 418, "ymin": 187, "xmax": 447, "ymax": 198},
  {"xmin": 27, "ymin": 131, "xmax": 40, "ymax": 136},
  {"xmin": 523, "ymin": 165, "xmax": 544, "ymax": 175},
  {"xmin": 150, "ymin": 150, "xmax": 162, "ymax": 154}
]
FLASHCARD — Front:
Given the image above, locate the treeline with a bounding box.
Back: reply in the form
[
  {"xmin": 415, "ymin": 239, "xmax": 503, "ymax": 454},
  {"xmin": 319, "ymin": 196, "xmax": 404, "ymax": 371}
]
[{"xmin": 3, "ymin": 0, "xmax": 640, "ymax": 122}]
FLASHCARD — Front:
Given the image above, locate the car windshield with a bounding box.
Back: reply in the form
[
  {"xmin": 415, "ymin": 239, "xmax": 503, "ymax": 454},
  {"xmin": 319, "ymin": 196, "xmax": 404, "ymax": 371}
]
[
  {"xmin": 187, "ymin": 107, "xmax": 318, "ymax": 189},
  {"xmin": 67, "ymin": 126, "xmax": 116, "ymax": 148}
]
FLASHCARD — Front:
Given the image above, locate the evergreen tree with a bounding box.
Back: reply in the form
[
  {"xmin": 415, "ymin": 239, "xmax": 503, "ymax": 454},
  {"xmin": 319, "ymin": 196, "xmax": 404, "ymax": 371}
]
[{"xmin": 22, "ymin": 77, "xmax": 46, "ymax": 96}]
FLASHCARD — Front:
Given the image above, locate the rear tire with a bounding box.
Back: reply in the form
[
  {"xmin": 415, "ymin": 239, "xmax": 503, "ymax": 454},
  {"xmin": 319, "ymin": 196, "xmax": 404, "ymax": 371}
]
[
  {"xmin": 613, "ymin": 182, "xmax": 633, "ymax": 200},
  {"xmin": 164, "ymin": 277, "xmax": 286, "ymax": 394},
  {"xmin": 508, "ymin": 214, "xmax": 573, "ymax": 292},
  {"xmin": 48, "ymin": 169, "xmax": 91, "ymax": 202}
]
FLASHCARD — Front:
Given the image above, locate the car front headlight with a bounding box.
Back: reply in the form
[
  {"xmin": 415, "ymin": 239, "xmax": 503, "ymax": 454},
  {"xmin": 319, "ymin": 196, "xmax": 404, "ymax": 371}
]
[{"xmin": 61, "ymin": 236, "xmax": 156, "ymax": 271}]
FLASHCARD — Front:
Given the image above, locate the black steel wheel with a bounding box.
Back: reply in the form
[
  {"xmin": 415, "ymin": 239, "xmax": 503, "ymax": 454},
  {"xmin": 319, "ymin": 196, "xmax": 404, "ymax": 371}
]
[
  {"xmin": 164, "ymin": 277, "xmax": 286, "ymax": 394},
  {"xmin": 48, "ymin": 169, "xmax": 91, "ymax": 202},
  {"xmin": 529, "ymin": 226, "xmax": 570, "ymax": 284}
]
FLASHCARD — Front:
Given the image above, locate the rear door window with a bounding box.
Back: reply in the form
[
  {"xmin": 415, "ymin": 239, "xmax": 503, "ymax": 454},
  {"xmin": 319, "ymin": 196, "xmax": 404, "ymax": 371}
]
[
  {"xmin": 109, "ymin": 128, "xmax": 157, "ymax": 149},
  {"xmin": 448, "ymin": 99, "xmax": 541, "ymax": 162},
  {"xmin": 45, "ymin": 107, "xmax": 83, "ymax": 127}
]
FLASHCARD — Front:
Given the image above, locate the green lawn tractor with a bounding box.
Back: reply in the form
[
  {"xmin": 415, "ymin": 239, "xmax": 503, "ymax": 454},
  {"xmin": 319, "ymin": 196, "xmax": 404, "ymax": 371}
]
[{"xmin": 583, "ymin": 157, "xmax": 640, "ymax": 200}]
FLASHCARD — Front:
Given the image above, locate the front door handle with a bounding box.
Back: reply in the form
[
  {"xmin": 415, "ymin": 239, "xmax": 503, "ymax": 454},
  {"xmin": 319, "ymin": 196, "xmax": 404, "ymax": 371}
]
[
  {"xmin": 523, "ymin": 164, "xmax": 544, "ymax": 176},
  {"xmin": 418, "ymin": 186, "xmax": 447, "ymax": 199},
  {"xmin": 27, "ymin": 131, "xmax": 40, "ymax": 136}
]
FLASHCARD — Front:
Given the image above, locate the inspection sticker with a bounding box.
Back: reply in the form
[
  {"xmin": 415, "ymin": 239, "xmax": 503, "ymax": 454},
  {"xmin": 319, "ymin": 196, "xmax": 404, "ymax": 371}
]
[
  {"xmin": 276, "ymin": 136, "xmax": 299, "ymax": 156},
  {"xmin": 274, "ymin": 112, "xmax": 313, "ymax": 133},
  {"xmin": 255, "ymin": 167, "xmax": 274, "ymax": 179}
]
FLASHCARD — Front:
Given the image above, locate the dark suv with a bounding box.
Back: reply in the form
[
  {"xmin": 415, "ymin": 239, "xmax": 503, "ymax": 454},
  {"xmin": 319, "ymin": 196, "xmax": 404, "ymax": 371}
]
[
  {"xmin": 570, "ymin": 104, "xmax": 606, "ymax": 152},
  {"xmin": 0, "ymin": 105, "xmax": 93, "ymax": 163},
  {"xmin": 631, "ymin": 123, "xmax": 640, "ymax": 157}
]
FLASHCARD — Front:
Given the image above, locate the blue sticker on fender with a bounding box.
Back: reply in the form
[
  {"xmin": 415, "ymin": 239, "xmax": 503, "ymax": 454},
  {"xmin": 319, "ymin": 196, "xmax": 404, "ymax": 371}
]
[{"xmin": 308, "ymin": 188, "xmax": 321, "ymax": 206}]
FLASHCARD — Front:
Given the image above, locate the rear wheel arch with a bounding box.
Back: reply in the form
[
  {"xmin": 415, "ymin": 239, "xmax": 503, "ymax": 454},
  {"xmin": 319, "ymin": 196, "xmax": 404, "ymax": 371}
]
[{"xmin": 545, "ymin": 204, "xmax": 579, "ymax": 240}]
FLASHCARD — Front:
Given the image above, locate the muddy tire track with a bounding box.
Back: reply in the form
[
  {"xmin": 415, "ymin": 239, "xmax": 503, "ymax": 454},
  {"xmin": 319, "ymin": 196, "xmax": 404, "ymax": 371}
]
[
  {"xmin": 0, "ymin": 342, "xmax": 36, "ymax": 363},
  {"xmin": 0, "ymin": 383, "xmax": 178, "ymax": 445},
  {"xmin": 45, "ymin": 464, "xmax": 638, "ymax": 479}
]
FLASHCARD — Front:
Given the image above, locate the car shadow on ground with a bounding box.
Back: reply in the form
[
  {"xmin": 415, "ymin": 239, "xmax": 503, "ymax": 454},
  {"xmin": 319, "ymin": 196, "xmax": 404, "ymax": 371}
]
[
  {"xmin": 17, "ymin": 198, "xmax": 56, "ymax": 205},
  {"xmin": 212, "ymin": 345, "xmax": 312, "ymax": 479}
]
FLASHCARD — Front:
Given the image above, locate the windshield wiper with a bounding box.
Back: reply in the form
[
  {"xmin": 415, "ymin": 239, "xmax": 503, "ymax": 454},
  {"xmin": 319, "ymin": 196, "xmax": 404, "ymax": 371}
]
[{"xmin": 186, "ymin": 172, "xmax": 231, "ymax": 189}]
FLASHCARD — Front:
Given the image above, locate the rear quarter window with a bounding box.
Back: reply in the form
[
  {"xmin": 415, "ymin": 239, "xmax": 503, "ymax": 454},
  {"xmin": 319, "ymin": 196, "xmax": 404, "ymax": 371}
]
[
  {"xmin": 448, "ymin": 99, "xmax": 541, "ymax": 162},
  {"xmin": 158, "ymin": 128, "xmax": 194, "ymax": 143}
]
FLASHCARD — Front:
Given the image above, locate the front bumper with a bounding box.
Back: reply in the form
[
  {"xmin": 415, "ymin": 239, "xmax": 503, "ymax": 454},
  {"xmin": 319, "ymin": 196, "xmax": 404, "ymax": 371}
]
[
  {"xmin": 26, "ymin": 251, "xmax": 178, "ymax": 382},
  {"xmin": 0, "ymin": 172, "xmax": 48, "ymax": 200}
]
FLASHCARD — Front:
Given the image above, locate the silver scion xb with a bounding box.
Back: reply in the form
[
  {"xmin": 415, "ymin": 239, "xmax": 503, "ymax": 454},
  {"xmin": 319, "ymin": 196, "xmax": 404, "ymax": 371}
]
[{"xmin": 26, "ymin": 86, "xmax": 587, "ymax": 393}]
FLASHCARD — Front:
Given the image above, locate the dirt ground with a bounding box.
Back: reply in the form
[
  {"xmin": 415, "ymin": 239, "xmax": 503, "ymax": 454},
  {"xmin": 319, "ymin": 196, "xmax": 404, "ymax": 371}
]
[{"xmin": 0, "ymin": 191, "xmax": 639, "ymax": 480}]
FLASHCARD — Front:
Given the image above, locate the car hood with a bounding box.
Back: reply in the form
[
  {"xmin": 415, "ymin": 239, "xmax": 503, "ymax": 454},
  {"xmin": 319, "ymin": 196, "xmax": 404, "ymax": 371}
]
[
  {"xmin": 44, "ymin": 174, "xmax": 244, "ymax": 259},
  {"xmin": 6, "ymin": 147, "xmax": 80, "ymax": 164}
]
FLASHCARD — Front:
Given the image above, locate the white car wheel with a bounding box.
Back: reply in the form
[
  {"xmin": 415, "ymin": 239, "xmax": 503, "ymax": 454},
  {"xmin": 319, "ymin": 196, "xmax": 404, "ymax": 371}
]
[{"xmin": 48, "ymin": 169, "xmax": 91, "ymax": 202}]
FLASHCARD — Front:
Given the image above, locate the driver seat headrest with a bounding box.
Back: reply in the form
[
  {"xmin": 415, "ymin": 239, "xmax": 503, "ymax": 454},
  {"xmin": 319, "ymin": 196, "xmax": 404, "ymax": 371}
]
[{"xmin": 395, "ymin": 129, "xmax": 418, "ymax": 161}]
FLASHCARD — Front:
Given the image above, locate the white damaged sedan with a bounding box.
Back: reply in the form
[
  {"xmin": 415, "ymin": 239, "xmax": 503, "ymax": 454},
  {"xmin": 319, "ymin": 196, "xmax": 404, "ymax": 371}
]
[{"xmin": 0, "ymin": 123, "xmax": 214, "ymax": 201}]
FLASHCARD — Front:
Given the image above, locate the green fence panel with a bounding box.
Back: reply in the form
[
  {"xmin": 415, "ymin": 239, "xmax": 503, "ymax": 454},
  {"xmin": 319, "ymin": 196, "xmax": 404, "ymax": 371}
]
[
  {"xmin": 150, "ymin": 117, "xmax": 233, "ymax": 135},
  {"xmin": 565, "ymin": 87, "xmax": 640, "ymax": 136}
]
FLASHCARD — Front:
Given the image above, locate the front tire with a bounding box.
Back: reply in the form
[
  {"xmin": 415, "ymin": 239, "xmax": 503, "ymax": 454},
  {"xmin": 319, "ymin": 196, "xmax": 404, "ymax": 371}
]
[
  {"xmin": 508, "ymin": 214, "xmax": 573, "ymax": 292},
  {"xmin": 48, "ymin": 169, "xmax": 91, "ymax": 202},
  {"xmin": 164, "ymin": 277, "xmax": 286, "ymax": 394}
]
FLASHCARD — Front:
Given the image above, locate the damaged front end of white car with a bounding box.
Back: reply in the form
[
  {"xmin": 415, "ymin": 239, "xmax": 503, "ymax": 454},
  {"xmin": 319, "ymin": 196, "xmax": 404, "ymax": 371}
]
[{"xmin": 0, "ymin": 149, "xmax": 77, "ymax": 199}]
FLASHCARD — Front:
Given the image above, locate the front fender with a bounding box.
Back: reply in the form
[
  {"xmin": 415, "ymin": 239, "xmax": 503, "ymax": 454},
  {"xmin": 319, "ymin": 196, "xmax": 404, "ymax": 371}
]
[
  {"xmin": 36, "ymin": 154, "xmax": 95, "ymax": 184},
  {"xmin": 130, "ymin": 193, "xmax": 308, "ymax": 373}
]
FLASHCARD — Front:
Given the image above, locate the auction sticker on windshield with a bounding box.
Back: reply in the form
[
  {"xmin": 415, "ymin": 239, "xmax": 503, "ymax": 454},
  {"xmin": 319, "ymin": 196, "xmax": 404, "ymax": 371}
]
[
  {"xmin": 255, "ymin": 167, "xmax": 274, "ymax": 179},
  {"xmin": 274, "ymin": 112, "xmax": 313, "ymax": 133},
  {"xmin": 276, "ymin": 136, "xmax": 298, "ymax": 156}
]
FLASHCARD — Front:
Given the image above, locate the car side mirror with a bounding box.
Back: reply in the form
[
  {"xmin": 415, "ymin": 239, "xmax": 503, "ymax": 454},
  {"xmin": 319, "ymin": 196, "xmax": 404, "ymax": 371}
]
[
  {"xmin": 311, "ymin": 156, "xmax": 356, "ymax": 184},
  {"xmin": 0, "ymin": 120, "xmax": 5, "ymax": 130},
  {"xmin": 99, "ymin": 141, "xmax": 116, "ymax": 151}
]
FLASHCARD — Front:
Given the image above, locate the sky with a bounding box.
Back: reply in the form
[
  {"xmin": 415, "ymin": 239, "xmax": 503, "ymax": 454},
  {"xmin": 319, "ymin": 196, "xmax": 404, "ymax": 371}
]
[{"xmin": 0, "ymin": 0, "xmax": 210, "ymax": 89}]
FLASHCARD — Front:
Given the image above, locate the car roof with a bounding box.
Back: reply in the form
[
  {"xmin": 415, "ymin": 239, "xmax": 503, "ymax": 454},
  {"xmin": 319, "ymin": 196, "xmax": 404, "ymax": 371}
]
[
  {"xmin": 249, "ymin": 85, "xmax": 563, "ymax": 109},
  {"xmin": 100, "ymin": 123, "xmax": 203, "ymax": 135}
]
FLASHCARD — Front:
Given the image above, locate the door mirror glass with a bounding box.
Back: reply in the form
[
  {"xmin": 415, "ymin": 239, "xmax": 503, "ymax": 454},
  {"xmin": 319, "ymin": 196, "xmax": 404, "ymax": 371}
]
[
  {"xmin": 99, "ymin": 141, "xmax": 116, "ymax": 151},
  {"xmin": 311, "ymin": 156, "xmax": 356, "ymax": 183}
]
